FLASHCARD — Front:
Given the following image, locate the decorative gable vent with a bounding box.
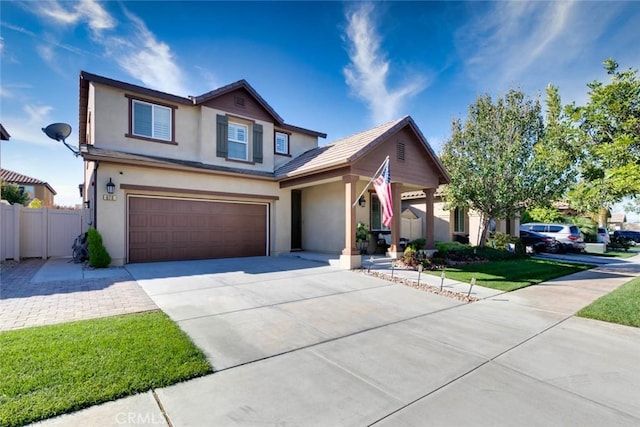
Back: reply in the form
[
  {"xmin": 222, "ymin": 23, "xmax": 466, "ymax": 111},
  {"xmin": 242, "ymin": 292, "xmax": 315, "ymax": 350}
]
[
  {"xmin": 397, "ymin": 142, "xmax": 405, "ymax": 161},
  {"xmin": 235, "ymin": 96, "xmax": 245, "ymax": 108}
]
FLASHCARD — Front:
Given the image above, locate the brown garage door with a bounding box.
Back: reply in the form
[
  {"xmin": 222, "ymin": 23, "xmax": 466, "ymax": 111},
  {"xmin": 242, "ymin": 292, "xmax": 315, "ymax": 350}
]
[{"xmin": 128, "ymin": 196, "xmax": 267, "ymax": 263}]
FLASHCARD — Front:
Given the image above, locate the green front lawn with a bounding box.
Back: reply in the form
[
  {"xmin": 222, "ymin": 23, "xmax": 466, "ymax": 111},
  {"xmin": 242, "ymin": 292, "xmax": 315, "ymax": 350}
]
[
  {"xmin": 0, "ymin": 311, "xmax": 213, "ymax": 427},
  {"xmin": 577, "ymin": 276, "xmax": 640, "ymax": 327},
  {"xmin": 431, "ymin": 258, "xmax": 592, "ymax": 292}
]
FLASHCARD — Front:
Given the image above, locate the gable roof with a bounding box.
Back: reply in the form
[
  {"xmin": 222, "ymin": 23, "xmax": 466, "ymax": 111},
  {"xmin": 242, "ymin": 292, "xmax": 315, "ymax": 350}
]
[
  {"xmin": 275, "ymin": 116, "xmax": 449, "ymax": 183},
  {"xmin": 0, "ymin": 169, "xmax": 57, "ymax": 195},
  {"xmin": 193, "ymin": 79, "xmax": 285, "ymax": 125}
]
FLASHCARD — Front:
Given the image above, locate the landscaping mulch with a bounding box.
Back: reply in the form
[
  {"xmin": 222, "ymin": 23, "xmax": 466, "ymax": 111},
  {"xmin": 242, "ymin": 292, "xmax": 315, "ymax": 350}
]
[{"xmin": 362, "ymin": 269, "xmax": 480, "ymax": 303}]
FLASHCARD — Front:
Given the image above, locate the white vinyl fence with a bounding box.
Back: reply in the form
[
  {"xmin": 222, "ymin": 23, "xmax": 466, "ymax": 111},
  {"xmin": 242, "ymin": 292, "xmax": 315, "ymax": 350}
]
[
  {"xmin": 0, "ymin": 204, "xmax": 89, "ymax": 261},
  {"xmin": 401, "ymin": 217, "xmax": 423, "ymax": 241}
]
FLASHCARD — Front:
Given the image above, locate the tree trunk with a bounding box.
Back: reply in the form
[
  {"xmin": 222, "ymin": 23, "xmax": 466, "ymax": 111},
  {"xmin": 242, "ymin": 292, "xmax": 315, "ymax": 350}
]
[{"xmin": 476, "ymin": 215, "xmax": 492, "ymax": 247}]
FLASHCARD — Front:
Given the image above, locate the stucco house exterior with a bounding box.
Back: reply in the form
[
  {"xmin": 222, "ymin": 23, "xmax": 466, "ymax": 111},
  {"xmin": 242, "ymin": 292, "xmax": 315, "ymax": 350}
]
[
  {"xmin": 78, "ymin": 71, "xmax": 449, "ymax": 268},
  {"xmin": 0, "ymin": 169, "xmax": 57, "ymax": 207},
  {"xmin": 402, "ymin": 187, "xmax": 520, "ymax": 246}
]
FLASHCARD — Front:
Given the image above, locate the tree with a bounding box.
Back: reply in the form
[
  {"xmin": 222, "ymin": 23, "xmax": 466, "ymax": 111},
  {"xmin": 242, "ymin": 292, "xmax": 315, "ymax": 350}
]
[
  {"xmin": 0, "ymin": 183, "xmax": 29, "ymax": 205},
  {"xmin": 566, "ymin": 59, "xmax": 640, "ymax": 217},
  {"xmin": 441, "ymin": 89, "xmax": 573, "ymax": 246},
  {"xmin": 87, "ymin": 228, "xmax": 111, "ymax": 268},
  {"xmin": 28, "ymin": 198, "xmax": 43, "ymax": 208}
]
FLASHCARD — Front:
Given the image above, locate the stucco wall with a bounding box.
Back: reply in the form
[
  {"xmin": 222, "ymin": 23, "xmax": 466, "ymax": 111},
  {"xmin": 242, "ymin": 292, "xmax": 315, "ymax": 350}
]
[
  {"xmin": 90, "ymin": 82, "xmax": 319, "ymax": 176},
  {"xmin": 94, "ymin": 163, "xmax": 284, "ymax": 265},
  {"xmin": 300, "ymin": 181, "xmax": 345, "ymax": 253}
]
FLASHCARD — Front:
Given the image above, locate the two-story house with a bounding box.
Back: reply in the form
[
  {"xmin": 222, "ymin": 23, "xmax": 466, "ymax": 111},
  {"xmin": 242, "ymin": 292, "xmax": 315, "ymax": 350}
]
[{"xmin": 78, "ymin": 71, "xmax": 449, "ymax": 268}]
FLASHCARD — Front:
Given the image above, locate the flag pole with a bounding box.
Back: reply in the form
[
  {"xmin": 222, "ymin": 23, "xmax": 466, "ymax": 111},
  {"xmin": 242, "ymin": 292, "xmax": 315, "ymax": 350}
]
[{"xmin": 351, "ymin": 156, "xmax": 390, "ymax": 208}]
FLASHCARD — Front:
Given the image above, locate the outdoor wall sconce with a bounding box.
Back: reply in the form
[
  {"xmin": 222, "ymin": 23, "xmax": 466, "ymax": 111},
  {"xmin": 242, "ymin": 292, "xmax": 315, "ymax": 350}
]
[
  {"xmin": 78, "ymin": 183, "xmax": 84, "ymax": 198},
  {"xmin": 83, "ymin": 200, "xmax": 90, "ymax": 209},
  {"xmin": 106, "ymin": 178, "xmax": 115, "ymax": 194},
  {"xmin": 358, "ymin": 195, "xmax": 366, "ymax": 207}
]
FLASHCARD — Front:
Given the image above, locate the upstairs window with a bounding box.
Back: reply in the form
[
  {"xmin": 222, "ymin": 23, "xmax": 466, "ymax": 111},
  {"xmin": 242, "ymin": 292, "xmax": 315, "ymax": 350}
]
[
  {"xmin": 127, "ymin": 95, "xmax": 176, "ymax": 143},
  {"xmin": 228, "ymin": 122, "xmax": 249, "ymax": 160},
  {"xmin": 216, "ymin": 115, "xmax": 263, "ymax": 163},
  {"xmin": 275, "ymin": 131, "xmax": 289, "ymax": 155}
]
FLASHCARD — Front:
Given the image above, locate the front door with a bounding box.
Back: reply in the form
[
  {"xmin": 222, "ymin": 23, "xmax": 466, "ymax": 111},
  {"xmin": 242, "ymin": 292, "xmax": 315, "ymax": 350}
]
[{"xmin": 291, "ymin": 190, "xmax": 302, "ymax": 250}]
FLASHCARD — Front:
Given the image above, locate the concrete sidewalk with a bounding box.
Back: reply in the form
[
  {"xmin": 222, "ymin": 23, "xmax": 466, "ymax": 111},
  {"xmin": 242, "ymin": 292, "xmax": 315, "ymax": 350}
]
[{"xmin": 27, "ymin": 253, "xmax": 640, "ymax": 426}]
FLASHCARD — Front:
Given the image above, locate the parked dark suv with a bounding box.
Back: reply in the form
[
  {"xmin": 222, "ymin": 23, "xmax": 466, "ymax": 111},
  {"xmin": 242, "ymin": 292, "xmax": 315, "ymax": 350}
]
[{"xmin": 613, "ymin": 230, "xmax": 640, "ymax": 244}]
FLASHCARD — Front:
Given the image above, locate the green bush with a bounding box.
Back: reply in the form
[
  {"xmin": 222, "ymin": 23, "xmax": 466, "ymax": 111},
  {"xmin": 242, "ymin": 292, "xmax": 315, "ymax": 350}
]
[
  {"xmin": 521, "ymin": 206, "xmax": 564, "ymax": 224},
  {"xmin": 564, "ymin": 216, "xmax": 597, "ymax": 242},
  {"xmin": 435, "ymin": 241, "xmax": 470, "ymax": 255},
  {"xmin": 406, "ymin": 238, "xmax": 426, "ymax": 251},
  {"xmin": 87, "ymin": 228, "xmax": 111, "ymax": 268}
]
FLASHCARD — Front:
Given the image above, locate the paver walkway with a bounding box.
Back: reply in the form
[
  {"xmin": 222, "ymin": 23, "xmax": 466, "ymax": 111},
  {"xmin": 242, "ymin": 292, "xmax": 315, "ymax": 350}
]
[{"xmin": 0, "ymin": 258, "xmax": 158, "ymax": 331}]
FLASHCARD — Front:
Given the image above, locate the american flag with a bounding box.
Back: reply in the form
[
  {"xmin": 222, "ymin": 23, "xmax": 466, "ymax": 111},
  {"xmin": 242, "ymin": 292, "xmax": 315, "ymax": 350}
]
[{"xmin": 373, "ymin": 158, "xmax": 393, "ymax": 228}]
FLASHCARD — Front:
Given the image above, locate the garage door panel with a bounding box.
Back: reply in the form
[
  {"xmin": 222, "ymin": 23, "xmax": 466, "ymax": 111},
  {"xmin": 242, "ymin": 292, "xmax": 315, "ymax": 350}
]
[{"xmin": 129, "ymin": 197, "xmax": 267, "ymax": 263}]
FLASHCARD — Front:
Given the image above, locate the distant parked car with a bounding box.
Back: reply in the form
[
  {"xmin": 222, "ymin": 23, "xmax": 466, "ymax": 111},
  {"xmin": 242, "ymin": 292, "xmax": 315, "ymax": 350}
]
[
  {"xmin": 519, "ymin": 230, "xmax": 561, "ymax": 254},
  {"xmin": 613, "ymin": 230, "xmax": 640, "ymax": 245},
  {"xmin": 520, "ymin": 223, "xmax": 586, "ymax": 252},
  {"xmin": 596, "ymin": 227, "xmax": 610, "ymax": 245}
]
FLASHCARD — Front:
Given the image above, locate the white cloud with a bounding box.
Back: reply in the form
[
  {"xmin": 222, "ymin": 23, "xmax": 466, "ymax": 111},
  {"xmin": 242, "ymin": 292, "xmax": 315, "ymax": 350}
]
[
  {"xmin": 343, "ymin": 2, "xmax": 427, "ymax": 125},
  {"xmin": 30, "ymin": 1, "xmax": 189, "ymax": 95},
  {"xmin": 110, "ymin": 10, "xmax": 189, "ymax": 95},
  {"xmin": 455, "ymin": 0, "xmax": 635, "ymax": 105},
  {"xmin": 2, "ymin": 104, "xmax": 70, "ymax": 147},
  {"xmin": 35, "ymin": 0, "xmax": 114, "ymax": 36}
]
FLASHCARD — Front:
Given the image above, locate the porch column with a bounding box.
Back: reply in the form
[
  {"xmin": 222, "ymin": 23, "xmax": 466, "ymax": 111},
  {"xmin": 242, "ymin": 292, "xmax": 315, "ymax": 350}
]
[
  {"xmin": 424, "ymin": 188, "xmax": 435, "ymax": 249},
  {"xmin": 340, "ymin": 174, "xmax": 362, "ymax": 269},
  {"xmin": 387, "ymin": 183, "xmax": 403, "ymax": 258}
]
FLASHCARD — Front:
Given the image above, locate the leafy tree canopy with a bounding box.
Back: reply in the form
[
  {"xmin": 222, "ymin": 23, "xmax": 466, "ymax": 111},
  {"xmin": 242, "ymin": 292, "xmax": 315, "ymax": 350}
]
[
  {"xmin": 28, "ymin": 198, "xmax": 43, "ymax": 208},
  {"xmin": 566, "ymin": 59, "xmax": 640, "ymax": 213},
  {"xmin": 1, "ymin": 183, "xmax": 29, "ymax": 205},
  {"xmin": 441, "ymin": 89, "xmax": 573, "ymax": 246}
]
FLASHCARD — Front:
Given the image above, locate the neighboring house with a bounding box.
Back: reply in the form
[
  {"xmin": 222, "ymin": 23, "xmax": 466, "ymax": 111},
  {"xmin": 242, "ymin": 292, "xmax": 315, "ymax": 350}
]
[
  {"xmin": 0, "ymin": 168, "xmax": 57, "ymax": 207},
  {"xmin": 78, "ymin": 71, "xmax": 449, "ymax": 268},
  {"xmin": 402, "ymin": 187, "xmax": 520, "ymax": 246},
  {"xmin": 608, "ymin": 212, "xmax": 627, "ymax": 231}
]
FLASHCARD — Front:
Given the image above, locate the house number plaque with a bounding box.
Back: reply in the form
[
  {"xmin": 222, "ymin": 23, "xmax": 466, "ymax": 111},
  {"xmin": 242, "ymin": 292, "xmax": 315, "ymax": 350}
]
[{"xmin": 103, "ymin": 194, "xmax": 117, "ymax": 201}]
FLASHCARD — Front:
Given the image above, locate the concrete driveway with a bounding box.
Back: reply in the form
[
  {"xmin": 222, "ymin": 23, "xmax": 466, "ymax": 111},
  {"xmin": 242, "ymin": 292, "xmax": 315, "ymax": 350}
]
[{"xmin": 39, "ymin": 254, "xmax": 640, "ymax": 426}]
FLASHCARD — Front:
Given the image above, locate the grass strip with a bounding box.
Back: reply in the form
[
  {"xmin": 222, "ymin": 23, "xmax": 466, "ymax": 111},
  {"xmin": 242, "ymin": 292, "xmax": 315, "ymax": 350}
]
[
  {"xmin": 0, "ymin": 311, "xmax": 212, "ymax": 427},
  {"xmin": 430, "ymin": 258, "xmax": 592, "ymax": 292},
  {"xmin": 577, "ymin": 276, "xmax": 640, "ymax": 327}
]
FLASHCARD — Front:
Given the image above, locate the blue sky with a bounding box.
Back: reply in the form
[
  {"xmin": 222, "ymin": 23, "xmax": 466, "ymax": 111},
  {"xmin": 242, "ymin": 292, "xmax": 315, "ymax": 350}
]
[{"xmin": 1, "ymin": 0, "xmax": 639, "ymax": 217}]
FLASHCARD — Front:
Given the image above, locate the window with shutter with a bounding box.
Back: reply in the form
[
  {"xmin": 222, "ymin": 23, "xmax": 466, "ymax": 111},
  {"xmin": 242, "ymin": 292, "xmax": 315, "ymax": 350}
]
[
  {"xmin": 228, "ymin": 122, "xmax": 248, "ymax": 161},
  {"xmin": 216, "ymin": 115, "xmax": 228, "ymax": 158},
  {"xmin": 253, "ymin": 123, "xmax": 263, "ymax": 163}
]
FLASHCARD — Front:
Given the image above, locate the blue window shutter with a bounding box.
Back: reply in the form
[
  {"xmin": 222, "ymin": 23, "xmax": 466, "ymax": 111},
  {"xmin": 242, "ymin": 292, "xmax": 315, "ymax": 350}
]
[
  {"xmin": 216, "ymin": 115, "xmax": 228, "ymax": 158},
  {"xmin": 253, "ymin": 123, "xmax": 263, "ymax": 163}
]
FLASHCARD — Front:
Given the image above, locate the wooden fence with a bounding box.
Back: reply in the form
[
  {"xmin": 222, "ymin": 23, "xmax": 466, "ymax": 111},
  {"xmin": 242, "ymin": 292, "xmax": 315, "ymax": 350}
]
[{"xmin": 0, "ymin": 204, "xmax": 89, "ymax": 261}]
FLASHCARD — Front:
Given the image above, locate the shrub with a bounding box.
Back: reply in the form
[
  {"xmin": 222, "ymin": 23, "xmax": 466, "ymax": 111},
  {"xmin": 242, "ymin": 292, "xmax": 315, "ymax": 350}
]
[
  {"xmin": 435, "ymin": 241, "xmax": 470, "ymax": 255},
  {"xmin": 403, "ymin": 247, "xmax": 431, "ymax": 269},
  {"xmin": 87, "ymin": 228, "xmax": 111, "ymax": 268},
  {"xmin": 406, "ymin": 238, "xmax": 426, "ymax": 251}
]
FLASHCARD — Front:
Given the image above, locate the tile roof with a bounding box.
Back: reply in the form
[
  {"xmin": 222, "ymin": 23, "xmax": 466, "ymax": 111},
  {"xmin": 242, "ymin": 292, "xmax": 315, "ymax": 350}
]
[
  {"xmin": 275, "ymin": 117, "xmax": 407, "ymax": 178},
  {"xmin": 0, "ymin": 169, "xmax": 57, "ymax": 194}
]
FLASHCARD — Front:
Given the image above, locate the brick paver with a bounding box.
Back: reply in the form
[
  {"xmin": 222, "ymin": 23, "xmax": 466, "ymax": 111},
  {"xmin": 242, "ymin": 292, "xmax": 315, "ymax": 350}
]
[{"xmin": 0, "ymin": 259, "xmax": 158, "ymax": 331}]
